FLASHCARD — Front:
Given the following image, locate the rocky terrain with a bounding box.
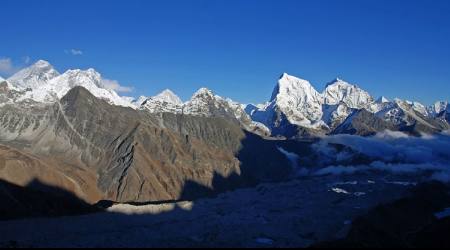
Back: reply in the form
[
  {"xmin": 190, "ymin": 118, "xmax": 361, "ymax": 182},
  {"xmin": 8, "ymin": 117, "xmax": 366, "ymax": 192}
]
[
  {"xmin": 0, "ymin": 60, "xmax": 450, "ymax": 247},
  {"xmin": 0, "ymin": 85, "xmax": 293, "ymax": 203},
  {"xmin": 317, "ymin": 182, "xmax": 450, "ymax": 248},
  {"xmin": 0, "ymin": 174, "xmax": 435, "ymax": 248}
]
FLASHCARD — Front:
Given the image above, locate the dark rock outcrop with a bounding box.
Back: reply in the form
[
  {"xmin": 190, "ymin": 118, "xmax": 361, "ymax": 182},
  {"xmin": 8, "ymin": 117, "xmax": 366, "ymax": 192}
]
[
  {"xmin": 316, "ymin": 182, "xmax": 450, "ymax": 248},
  {"xmin": 332, "ymin": 109, "xmax": 397, "ymax": 136}
]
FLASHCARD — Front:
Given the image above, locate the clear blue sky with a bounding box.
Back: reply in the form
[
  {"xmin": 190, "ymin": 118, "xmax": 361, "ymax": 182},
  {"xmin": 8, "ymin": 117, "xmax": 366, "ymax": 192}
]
[{"xmin": 1, "ymin": 0, "xmax": 450, "ymax": 105}]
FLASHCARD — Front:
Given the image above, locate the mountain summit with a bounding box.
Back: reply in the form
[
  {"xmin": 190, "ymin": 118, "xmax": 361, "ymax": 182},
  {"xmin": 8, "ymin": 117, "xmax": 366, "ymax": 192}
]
[
  {"xmin": 140, "ymin": 89, "xmax": 183, "ymax": 113},
  {"xmin": 246, "ymin": 72, "xmax": 449, "ymax": 137},
  {"xmin": 323, "ymin": 78, "xmax": 373, "ymax": 109},
  {"xmin": 6, "ymin": 61, "xmax": 134, "ymax": 107},
  {"xmin": 7, "ymin": 60, "xmax": 60, "ymax": 90},
  {"xmin": 270, "ymin": 73, "xmax": 324, "ymax": 126}
]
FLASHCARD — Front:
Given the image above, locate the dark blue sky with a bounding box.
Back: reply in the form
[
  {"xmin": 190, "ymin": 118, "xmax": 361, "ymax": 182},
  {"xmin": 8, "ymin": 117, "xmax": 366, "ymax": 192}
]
[{"xmin": 1, "ymin": 0, "xmax": 450, "ymax": 104}]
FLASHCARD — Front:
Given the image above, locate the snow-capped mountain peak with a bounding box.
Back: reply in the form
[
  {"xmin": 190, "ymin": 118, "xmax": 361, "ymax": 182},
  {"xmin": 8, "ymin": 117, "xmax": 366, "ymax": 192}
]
[
  {"xmin": 151, "ymin": 89, "xmax": 183, "ymax": 105},
  {"xmin": 376, "ymin": 96, "xmax": 390, "ymax": 103},
  {"xmin": 191, "ymin": 87, "xmax": 215, "ymax": 100},
  {"xmin": 271, "ymin": 73, "xmax": 320, "ymax": 102},
  {"xmin": 34, "ymin": 60, "xmax": 52, "ymax": 67},
  {"xmin": 46, "ymin": 68, "xmax": 134, "ymax": 107},
  {"xmin": 53, "ymin": 69, "xmax": 103, "ymax": 90},
  {"xmin": 7, "ymin": 60, "xmax": 60, "ymax": 90},
  {"xmin": 263, "ymin": 73, "xmax": 325, "ymax": 129},
  {"xmin": 410, "ymin": 101, "xmax": 429, "ymax": 116},
  {"xmin": 139, "ymin": 89, "xmax": 183, "ymax": 113},
  {"xmin": 183, "ymin": 88, "xmax": 235, "ymax": 116},
  {"xmin": 325, "ymin": 77, "xmax": 350, "ymax": 88},
  {"xmin": 10, "ymin": 63, "xmax": 134, "ymax": 108},
  {"xmin": 0, "ymin": 76, "xmax": 4, "ymax": 82},
  {"xmin": 185, "ymin": 88, "xmax": 217, "ymax": 109},
  {"xmin": 428, "ymin": 101, "xmax": 449, "ymax": 117},
  {"xmin": 323, "ymin": 78, "xmax": 373, "ymax": 109}
]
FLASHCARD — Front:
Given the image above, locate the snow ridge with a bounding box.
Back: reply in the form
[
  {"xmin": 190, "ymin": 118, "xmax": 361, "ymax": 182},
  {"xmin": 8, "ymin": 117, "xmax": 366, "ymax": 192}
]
[
  {"xmin": 4, "ymin": 60, "xmax": 449, "ymax": 137},
  {"xmin": 7, "ymin": 60, "xmax": 60, "ymax": 90},
  {"xmin": 323, "ymin": 78, "xmax": 373, "ymax": 109},
  {"xmin": 246, "ymin": 72, "xmax": 449, "ymax": 136},
  {"xmin": 7, "ymin": 61, "xmax": 134, "ymax": 108}
]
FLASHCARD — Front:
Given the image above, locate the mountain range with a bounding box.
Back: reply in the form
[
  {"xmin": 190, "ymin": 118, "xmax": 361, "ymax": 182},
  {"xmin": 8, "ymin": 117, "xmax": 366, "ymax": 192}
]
[
  {"xmin": 2, "ymin": 60, "xmax": 449, "ymax": 139},
  {"xmin": 0, "ymin": 60, "xmax": 449, "ymax": 205}
]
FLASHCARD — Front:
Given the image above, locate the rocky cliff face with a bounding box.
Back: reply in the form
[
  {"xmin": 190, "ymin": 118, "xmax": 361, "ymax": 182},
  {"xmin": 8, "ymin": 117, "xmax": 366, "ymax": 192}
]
[{"xmin": 0, "ymin": 87, "xmax": 291, "ymax": 203}]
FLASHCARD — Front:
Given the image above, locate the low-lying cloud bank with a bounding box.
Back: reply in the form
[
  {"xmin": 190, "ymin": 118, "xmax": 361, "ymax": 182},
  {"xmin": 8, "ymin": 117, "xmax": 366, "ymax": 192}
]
[{"xmin": 309, "ymin": 131, "xmax": 450, "ymax": 183}]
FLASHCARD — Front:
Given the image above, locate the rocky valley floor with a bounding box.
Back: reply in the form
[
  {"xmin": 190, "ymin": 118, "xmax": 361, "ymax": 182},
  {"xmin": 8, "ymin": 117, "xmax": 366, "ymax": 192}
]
[{"xmin": 0, "ymin": 173, "xmax": 438, "ymax": 248}]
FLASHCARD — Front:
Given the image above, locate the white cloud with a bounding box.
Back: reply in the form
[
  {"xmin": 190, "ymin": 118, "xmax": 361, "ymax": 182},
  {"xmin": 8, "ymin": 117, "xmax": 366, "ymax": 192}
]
[
  {"xmin": 309, "ymin": 131, "xmax": 450, "ymax": 183},
  {"xmin": 65, "ymin": 49, "xmax": 83, "ymax": 56},
  {"xmin": 0, "ymin": 58, "xmax": 14, "ymax": 75},
  {"xmin": 314, "ymin": 165, "xmax": 367, "ymax": 176},
  {"xmin": 0, "ymin": 57, "xmax": 30, "ymax": 76},
  {"xmin": 101, "ymin": 78, "xmax": 134, "ymax": 93},
  {"xmin": 23, "ymin": 56, "xmax": 31, "ymax": 64}
]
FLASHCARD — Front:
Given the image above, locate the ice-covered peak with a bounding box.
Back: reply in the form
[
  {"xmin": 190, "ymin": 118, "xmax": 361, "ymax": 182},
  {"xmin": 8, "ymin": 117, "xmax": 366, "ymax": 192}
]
[
  {"xmin": 47, "ymin": 68, "xmax": 131, "ymax": 105},
  {"xmin": 271, "ymin": 73, "xmax": 318, "ymax": 102},
  {"xmin": 34, "ymin": 60, "xmax": 52, "ymax": 68},
  {"xmin": 325, "ymin": 77, "xmax": 351, "ymax": 88},
  {"xmin": 323, "ymin": 78, "xmax": 373, "ymax": 109},
  {"xmin": 61, "ymin": 69, "xmax": 103, "ymax": 88},
  {"xmin": 152, "ymin": 89, "xmax": 183, "ymax": 105},
  {"xmin": 265, "ymin": 73, "xmax": 324, "ymax": 128},
  {"xmin": 13, "ymin": 66, "xmax": 135, "ymax": 108},
  {"xmin": 376, "ymin": 96, "xmax": 390, "ymax": 103},
  {"xmin": 7, "ymin": 60, "xmax": 60, "ymax": 90},
  {"xmin": 428, "ymin": 101, "xmax": 449, "ymax": 117},
  {"xmin": 191, "ymin": 87, "xmax": 215, "ymax": 100},
  {"xmin": 139, "ymin": 89, "xmax": 184, "ymax": 113}
]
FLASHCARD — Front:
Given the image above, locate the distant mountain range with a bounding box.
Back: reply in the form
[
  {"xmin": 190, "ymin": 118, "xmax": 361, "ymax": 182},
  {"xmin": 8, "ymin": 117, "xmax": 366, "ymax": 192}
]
[
  {"xmin": 0, "ymin": 60, "xmax": 449, "ymax": 205},
  {"xmin": 2, "ymin": 60, "xmax": 448, "ymax": 138},
  {"xmin": 247, "ymin": 73, "xmax": 449, "ymax": 137}
]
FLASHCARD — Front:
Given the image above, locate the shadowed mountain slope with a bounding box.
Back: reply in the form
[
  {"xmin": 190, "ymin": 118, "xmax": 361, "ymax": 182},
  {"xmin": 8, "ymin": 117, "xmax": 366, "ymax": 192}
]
[{"xmin": 0, "ymin": 87, "xmax": 292, "ymax": 203}]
